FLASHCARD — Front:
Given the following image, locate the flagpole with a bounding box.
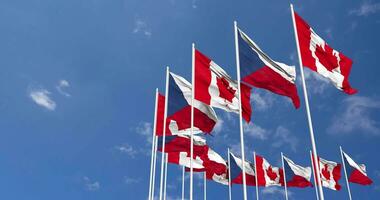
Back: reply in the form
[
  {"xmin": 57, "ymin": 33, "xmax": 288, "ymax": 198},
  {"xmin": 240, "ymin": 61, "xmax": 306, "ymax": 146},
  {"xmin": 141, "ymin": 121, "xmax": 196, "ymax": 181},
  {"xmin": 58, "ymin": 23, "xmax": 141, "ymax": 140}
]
[
  {"xmin": 151, "ymin": 135, "xmax": 158, "ymax": 200},
  {"xmin": 290, "ymin": 4, "xmax": 324, "ymax": 200},
  {"xmin": 281, "ymin": 153, "xmax": 289, "ymax": 200},
  {"xmin": 182, "ymin": 166, "xmax": 185, "ymax": 200},
  {"xmin": 164, "ymin": 154, "xmax": 168, "ymax": 200},
  {"xmin": 149, "ymin": 89, "xmax": 159, "ymax": 200},
  {"xmin": 340, "ymin": 146, "xmax": 353, "ymax": 200},
  {"xmin": 253, "ymin": 151, "xmax": 259, "ymax": 200},
  {"xmin": 228, "ymin": 148, "xmax": 232, "ymax": 200},
  {"xmin": 204, "ymin": 172, "xmax": 207, "ymax": 200},
  {"xmin": 190, "ymin": 42, "xmax": 195, "ymax": 200},
  {"xmin": 159, "ymin": 67, "xmax": 170, "ymax": 200},
  {"xmin": 234, "ymin": 20, "xmax": 248, "ymax": 200},
  {"xmin": 310, "ymin": 151, "xmax": 320, "ymax": 200}
]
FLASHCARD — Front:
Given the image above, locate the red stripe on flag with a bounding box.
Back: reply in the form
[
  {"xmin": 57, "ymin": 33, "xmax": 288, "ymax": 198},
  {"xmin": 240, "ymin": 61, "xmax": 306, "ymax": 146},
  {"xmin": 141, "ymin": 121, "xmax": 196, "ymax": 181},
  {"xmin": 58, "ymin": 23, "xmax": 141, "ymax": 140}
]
[
  {"xmin": 195, "ymin": 49, "xmax": 212, "ymax": 105},
  {"xmin": 155, "ymin": 93, "xmax": 165, "ymax": 136}
]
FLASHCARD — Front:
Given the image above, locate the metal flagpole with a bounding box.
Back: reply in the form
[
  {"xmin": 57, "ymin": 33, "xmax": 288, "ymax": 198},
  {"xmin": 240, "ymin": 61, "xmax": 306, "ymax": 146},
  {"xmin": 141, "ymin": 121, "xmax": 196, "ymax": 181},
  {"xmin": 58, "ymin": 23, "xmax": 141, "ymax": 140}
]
[
  {"xmin": 204, "ymin": 172, "xmax": 207, "ymax": 200},
  {"xmin": 281, "ymin": 153, "xmax": 289, "ymax": 200},
  {"xmin": 182, "ymin": 166, "xmax": 185, "ymax": 200},
  {"xmin": 290, "ymin": 4, "xmax": 325, "ymax": 200},
  {"xmin": 151, "ymin": 135, "xmax": 158, "ymax": 200},
  {"xmin": 253, "ymin": 151, "xmax": 259, "ymax": 200},
  {"xmin": 164, "ymin": 154, "xmax": 168, "ymax": 200},
  {"xmin": 228, "ymin": 148, "xmax": 232, "ymax": 200},
  {"xmin": 149, "ymin": 89, "xmax": 159, "ymax": 200},
  {"xmin": 234, "ymin": 20, "xmax": 248, "ymax": 200},
  {"xmin": 159, "ymin": 67, "xmax": 170, "ymax": 200},
  {"xmin": 190, "ymin": 43, "xmax": 195, "ymax": 200},
  {"xmin": 340, "ymin": 146, "xmax": 353, "ymax": 200},
  {"xmin": 310, "ymin": 151, "xmax": 320, "ymax": 200}
]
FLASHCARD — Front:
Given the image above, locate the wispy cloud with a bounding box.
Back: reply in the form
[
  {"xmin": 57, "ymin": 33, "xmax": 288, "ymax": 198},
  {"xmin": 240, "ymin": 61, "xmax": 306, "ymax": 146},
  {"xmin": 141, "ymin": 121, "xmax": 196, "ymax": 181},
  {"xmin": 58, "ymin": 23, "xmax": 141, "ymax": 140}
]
[
  {"xmin": 261, "ymin": 187, "xmax": 292, "ymax": 198},
  {"xmin": 324, "ymin": 28, "xmax": 333, "ymax": 39},
  {"xmin": 124, "ymin": 177, "xmax": 141, "ymax": 184},
  {"xmin": 136, "ymin": 122, "xmax": 153, "ymax": 143},
  {"xmin": 114, "ymin": 143, "xmax": 138, "ymax": 158},
  {"xmin": 229, "ymin": 143, "xmax": 248, "ymax": 157},
  {"xmin": 289, "ymin": 51, "xmax": 297, "ymax": 62},
  {"xmin": 349, "ymin": 1, "xmax": 380, "ymax": 16},
  {"xmin": 328, "ymin": 96, "xmax": 380, "ymax": 135},
  {"xmin": 272, "ymin": 126, "xmax": 298, "ymax": 152},
  {"xmin": 83, "ymin": 176, "xmax": 100, "ymax": 191},
  {"xmin": 133, "ymin": 19, "xmax": 152, "ymax": 37},
  {"xmin": 243, "ymin": 123, "xmax": 298, "ymax": 152},
  {"xmin": 191, "ymin": 0, "xmax": 198, "ymax": 9},
  {"xmin": 244, "ymin": 122, "xmax": 269, "ymax": 140},
  {"xmin": 29, "ymin": 88, "xmax": 56, "ymax": 111},
  {"xmin": 250, "ymin": 91, "xmax": 275, "ymax": 111},
  {"xmin": 302, "ymin": 69, "xmax": 330, "ymax": 95},
  {"xmin": 213, "ymin": 119, "xmax": 224, "ymax": 135},
  {"xmin": 56, "ymin": 79, "xmax": 71, "ymax": 97}
]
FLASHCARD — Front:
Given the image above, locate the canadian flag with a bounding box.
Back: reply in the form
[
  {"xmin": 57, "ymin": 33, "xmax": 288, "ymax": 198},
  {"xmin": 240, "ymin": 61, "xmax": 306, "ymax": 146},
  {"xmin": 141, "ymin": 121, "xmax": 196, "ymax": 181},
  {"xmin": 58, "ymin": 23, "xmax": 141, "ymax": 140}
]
[
  {"xmin": 185, "ymin": 148, "xmax": 229, "ymax": 185},
  {"xmin": 294, "ymin": 12, "xmax": 357, "ymax": 95},
  {"xmin": 157, "ymin": 134, "xmax": 208, "ymax": 156},
  {"xmin": 315, "ymin": 157, "xmax": 342, "ymax": 190},
  {"xmin": 167, "ymin": 151, "xmax": 205, "ymax": 170},
  {"xmin": 255, "ymin": 154, "xmax": 284, "ymax": 187},
  {"xmin": 195, "ymin": 49, "xmax": 252, "ymax": 122},
  {"xmin": 203, "ymin": 149, "xmax": 229, "ymax": 185}
]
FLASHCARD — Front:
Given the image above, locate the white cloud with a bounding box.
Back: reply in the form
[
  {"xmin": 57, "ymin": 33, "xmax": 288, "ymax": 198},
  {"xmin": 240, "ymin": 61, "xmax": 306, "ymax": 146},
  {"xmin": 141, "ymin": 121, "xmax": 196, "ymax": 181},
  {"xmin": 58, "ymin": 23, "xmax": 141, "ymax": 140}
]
[
  {"xmin": 133, "ymin": 19, "xmax": 152, "ymax": 37},
  {"xmin": 56, "ymin": 79, "xmax": 71, "ymax": 97},
  {"xmin": 302, "ymin": 69, "xmax": 330, "ymax": 95},
  {"xmin": 114, "ymin": 143, "xmax": 138, "ymax": 158},
  {"xmin": 124, "ymin": 177, "xmax": 141, "ymax": 184},
  {"xmin": 328, "ymin": 96, "xmax": 380, "ymax": 135},
  {"xmin": 239, "ymin": 123, "xmax": 298, "ymax": 152},
  {"xmin": 136, "ymin": 122, "xmax": 153, "ymax": 143},
  {"xmin": 261, "ymin": 187, "xmax": 292, "ymax": 198},
  {"xmin": 244, "ymin": 122, "xmax": 269, "ymax": 140},
  {"xmin": 250, "ymin": 91, "xmax": 275, "ymax": 111},
  {"xmin": 350, "ymin": 1, "xmax": 380, "ymax": 16},
  {"xmin": 289, "ymin": 51, "xmax": 297, "ymax": 62},
  {"xmin": 272, "ymin": 126, "xmax": 298, "ymax": 152},
  {"xmin": 83, "ymin": 176, "xmax": 100, "ymax": 191},
  {"xmin": 212, "ymin": 119, "xmax": 224, "ymax": 135},
  {"xmin": 29, "ymin": 88, "xmax": 56, "ymax": 111},
  {"xmin": 228, "ymin": 143, "xmax": 248, "ymax": 157},
  {"xmin": 223, "ymin": 112, "xmax": 235, "ymax": 122},
  {"xmin": 324, "ymin": 28, "xmax": 333, "ymax": 39},
  {"xmin": 191, "ymin": 0, "xmax": 198, "ymax": 9}
]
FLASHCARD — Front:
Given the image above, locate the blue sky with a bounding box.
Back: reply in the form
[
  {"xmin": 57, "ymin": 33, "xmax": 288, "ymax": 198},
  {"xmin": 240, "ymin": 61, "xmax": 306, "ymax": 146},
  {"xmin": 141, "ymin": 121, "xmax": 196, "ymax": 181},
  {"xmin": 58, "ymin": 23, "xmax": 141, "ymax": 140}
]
[{"xmin": 0, "ymin": 0, "xmax": 379, "ymax": 199}]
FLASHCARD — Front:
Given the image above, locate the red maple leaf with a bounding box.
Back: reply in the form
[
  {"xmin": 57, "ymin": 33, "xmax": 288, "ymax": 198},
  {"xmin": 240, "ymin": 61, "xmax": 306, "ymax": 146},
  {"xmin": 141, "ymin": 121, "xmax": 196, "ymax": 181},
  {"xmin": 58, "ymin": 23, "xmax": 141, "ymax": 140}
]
[
  {"xmin": 315, "ymin": 44, "xmax": 339, "ymax": 72},
  {"xmin": 216, "ymin": 77, "xmax": 236, "ymax": 103},
  {"xmin": 266, "ymin": 166, "xmax": 278, "ymax": 181}
]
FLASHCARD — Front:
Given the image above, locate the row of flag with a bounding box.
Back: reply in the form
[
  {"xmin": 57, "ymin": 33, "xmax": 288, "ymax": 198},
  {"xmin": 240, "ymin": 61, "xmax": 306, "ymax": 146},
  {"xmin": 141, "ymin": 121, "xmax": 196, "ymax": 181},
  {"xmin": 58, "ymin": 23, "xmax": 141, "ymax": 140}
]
[
  {"xmin": 148, "ymin": 4, "xmax": 371, "ymax": 200},
  {"xmin": 158, "ymin": 133, "xmax": 373, "ymax": 189}
]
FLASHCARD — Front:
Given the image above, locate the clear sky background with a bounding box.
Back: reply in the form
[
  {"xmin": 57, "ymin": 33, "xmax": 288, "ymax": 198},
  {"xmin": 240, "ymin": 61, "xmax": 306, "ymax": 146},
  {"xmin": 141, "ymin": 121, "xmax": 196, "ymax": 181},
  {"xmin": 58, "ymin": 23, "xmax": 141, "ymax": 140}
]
[{"xmin": 0, "ymin": 0, "xmax": 379, "ymax": 199}]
